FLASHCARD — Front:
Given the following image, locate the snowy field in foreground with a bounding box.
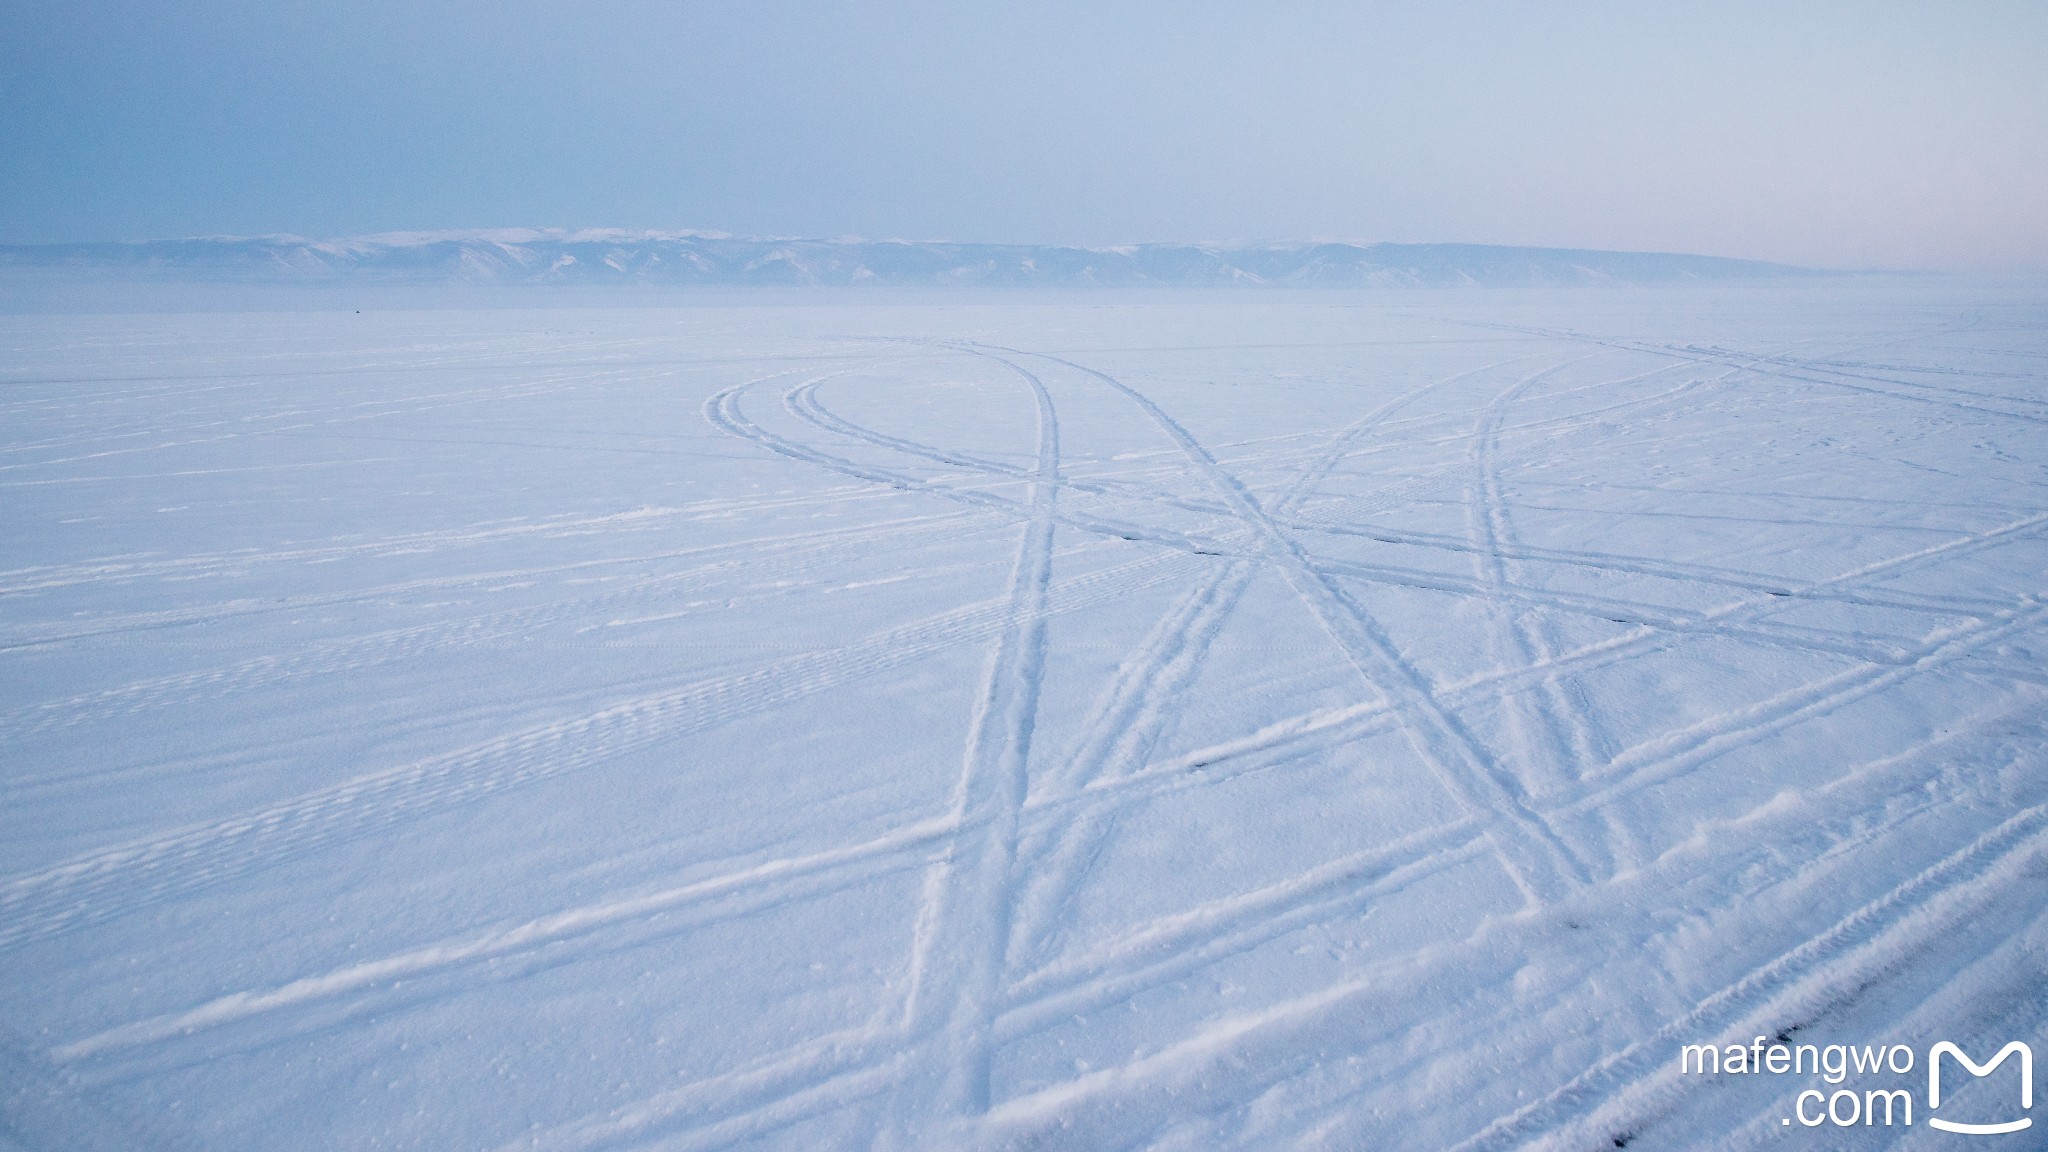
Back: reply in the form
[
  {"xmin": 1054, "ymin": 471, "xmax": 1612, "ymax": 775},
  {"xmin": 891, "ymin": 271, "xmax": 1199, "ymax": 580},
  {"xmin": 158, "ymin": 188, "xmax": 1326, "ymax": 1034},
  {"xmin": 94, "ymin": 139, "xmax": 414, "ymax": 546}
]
[{"xmin": 2, "ymin": 286, "xmax": 2044, "ymax": 1151}]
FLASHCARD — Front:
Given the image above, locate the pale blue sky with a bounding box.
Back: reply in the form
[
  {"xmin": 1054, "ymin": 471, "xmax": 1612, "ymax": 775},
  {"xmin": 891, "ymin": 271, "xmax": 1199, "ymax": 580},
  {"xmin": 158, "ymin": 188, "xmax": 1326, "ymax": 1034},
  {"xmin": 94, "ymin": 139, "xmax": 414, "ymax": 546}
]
[{"xmin": 3, "ymin": 1, "xmax": 2043, "ymax": 268}]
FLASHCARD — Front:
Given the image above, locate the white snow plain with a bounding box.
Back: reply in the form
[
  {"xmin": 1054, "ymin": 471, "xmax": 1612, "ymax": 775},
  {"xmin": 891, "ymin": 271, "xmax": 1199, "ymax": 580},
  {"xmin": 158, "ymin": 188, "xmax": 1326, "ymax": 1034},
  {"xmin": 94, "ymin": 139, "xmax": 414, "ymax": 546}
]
[{"xmin": 1, "ymin": 284, "xmax": 2044, "ymax": 1151}]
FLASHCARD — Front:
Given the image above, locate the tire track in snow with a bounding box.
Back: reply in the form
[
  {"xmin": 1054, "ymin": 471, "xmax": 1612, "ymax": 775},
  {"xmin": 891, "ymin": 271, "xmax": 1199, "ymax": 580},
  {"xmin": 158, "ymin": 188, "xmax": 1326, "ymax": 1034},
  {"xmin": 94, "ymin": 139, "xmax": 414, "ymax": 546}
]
[
  {"xmin": 1315, "ymin": 556, "xmax": 1928, "ymax": 666},
  {"xmin": 770, "ymin": 401, "xmax": 1973, "ymax": 675},
  {"xmin": 1023, "ymin": 347, "xmax": 1589, "ymax": 906},
  {"xmin": 787, "ymin": 373, "xmax": 1245, "ymax": 535},
  {"xmin": 981, "ymin": 581, "xmax": 2046, "ymax": 1061},
  {"xmin": 482, "ymin": 343, "xmax": 1316, "ymax": 1149},
  {"xmin": 0, "ymin": 363, "xmax": 689, "ymax": 484},
  {"xmin": 1484, "ymin": 319, "xmax": 2048, "ymax": 426},
  {"xmin": 27, "ymin": 348, "xmax": 1215, "ymax": 1080},
  {"xmin": 43, "ymin": 578, "xmax": 1301, "ymax": 1090},
  {"xmin": 986, "ymin": 345, "xmax": 2046, "ymax": 1026},
  {"xmin": 709, "ymin": 374, "xmax": 1236, "ymax": 561},
  {"xmin": 785, "ymin": 365, "xmax": 1511, "ymax": 546},
  {"xmin": 905, "ymin": 342, "xmax": 1490, "ymax": 1130},
  {"xmin": 36, "ymin": 336, "xmax": 2048, "ymax": 1147},
  {"xmin": 771, "ymin": 354, "xmax": 1960, "ymax": 676},
  {"xmin": 1016, "ymin": 567, "xmax": 2038, "ymax": 871},
  {"xmin": 974, "ymin": 715, "xmax": 2048, "ymax": 1151},
  {"xmin": 490, "ymin": 1031, "xmax": 907, "ymax": 1152},
  {"xmin": 999, "ymin": 560, "xmax": 1257, "ymax": 976},
  {"xmin": 29, "ymin": 478, "xmax": 2045, "ymax": 1052},
  {"xmin": 257, "ymin": 669, "xmax": 2031, "ymax": 1151},
  {"xmin": 2, "ymin": 506, "xmax": 988, "ymax": 744},
  {"xmin": 781, "ymin": 348, "xmax": 1715, "ymax": 585},
  {"xmin": 1559, "ymin": 600, "xmax": 2048, "ymax": 818},
  {"xmin": 1704, "ymin": 343, "xmax": 2048, "ymax": 424},
  {"xmin": 1000, "ymin": 355, "xmax": 1535, "ymax": 980},
  {"xmin": 1465, "ymin": 356, "xmax": 1637, "ymax": 804},
  {"xmin": 1462, "ymin": 349, "xmax": 1782, "ymax": 877},
  {"xmin": 1218, "ymin": 694, "xmax": 2047, "ymax": 1149},
  {"xmin": 52, "ymin": 816, "xmax": 962, "ymax": 1065},
  {"xmin": 0, "ymin": 482, "xmax": 902, "ymax": 599},
  {"xmin": 763, "ymin": 347, "xmax": 1282, "ymax": 1103},
  {"xmin": 0, "ymin": 491, "xmax": 947, "ymax": 655},
  {"xmin": 1291, "ymin": 514, "xmax": 2011, "ymax": 619},
  {"xmin": 987, "ymin": 606, "xmax": 2037, "ymax": 1043},
  {"xmin": 0, "ymin": 548, "xmax": 1194, "ymax": 952},
  {"xmin": 1448, "ymin": 803, "xmax": 2048, "ymax": 1152},
  {"xmin": 996, "ymin": 820, "xmax": 1492, "ymax": 1041},
  {"xmin": 878, "ymin": 349, "xmax": 1060, "ymax": 1135}
]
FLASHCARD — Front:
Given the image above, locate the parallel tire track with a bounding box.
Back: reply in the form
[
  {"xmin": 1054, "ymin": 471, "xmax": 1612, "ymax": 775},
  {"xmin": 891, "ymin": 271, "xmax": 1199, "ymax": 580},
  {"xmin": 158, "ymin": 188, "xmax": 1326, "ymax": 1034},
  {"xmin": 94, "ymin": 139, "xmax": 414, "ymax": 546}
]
[
  {"xmin": 0, "ymin": 549, "xmax": 1195, "ymax": 952},
  {"xmin": 886, "ymin": 349, "xmax": 1061, "ymax": 1124},
  {"xmin": 1450, "ymin": 803, "xmax": 2048, "ymax": 1151}
]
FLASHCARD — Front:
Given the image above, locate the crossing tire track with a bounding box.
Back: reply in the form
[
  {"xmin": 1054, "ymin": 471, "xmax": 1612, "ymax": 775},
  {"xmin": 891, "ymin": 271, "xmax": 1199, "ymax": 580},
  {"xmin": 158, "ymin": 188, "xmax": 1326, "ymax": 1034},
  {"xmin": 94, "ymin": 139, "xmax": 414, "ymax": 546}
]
[
  {"xmin": 874, "ymin": 349, "xmax": 1062, "ymax": 1134},
  {"xmin": 1021, "ymin": 347, "xmax": 1589, "ymax": 905},
  {"xmin": 972, "ymin": 715, "xmax": 2048, "ymax": 1151},
  {"xmin": 1447, "ymin": 804, "xmax": 2048, "ymax": 1152},
  {"xmin": 1000, "ymin": 354, "xmax": 1530, "ymax": 979}
]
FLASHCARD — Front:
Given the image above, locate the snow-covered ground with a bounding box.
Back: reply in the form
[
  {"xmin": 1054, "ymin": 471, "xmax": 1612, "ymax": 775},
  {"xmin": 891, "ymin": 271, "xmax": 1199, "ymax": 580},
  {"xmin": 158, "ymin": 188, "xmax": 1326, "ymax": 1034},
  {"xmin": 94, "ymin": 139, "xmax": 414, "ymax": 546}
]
[{"xmin": 2, "ymin": 285, "xmax": 2044, "ymax": 1151}]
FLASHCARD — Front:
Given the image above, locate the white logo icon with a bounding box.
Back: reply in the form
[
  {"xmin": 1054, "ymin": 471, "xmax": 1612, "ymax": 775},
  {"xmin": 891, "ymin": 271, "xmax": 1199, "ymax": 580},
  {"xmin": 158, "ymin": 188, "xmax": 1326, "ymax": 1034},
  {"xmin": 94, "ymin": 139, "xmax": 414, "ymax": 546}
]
[{"xmin": 1928, "ymin": 1041, "xmax": 2033, "ymax": 1135}]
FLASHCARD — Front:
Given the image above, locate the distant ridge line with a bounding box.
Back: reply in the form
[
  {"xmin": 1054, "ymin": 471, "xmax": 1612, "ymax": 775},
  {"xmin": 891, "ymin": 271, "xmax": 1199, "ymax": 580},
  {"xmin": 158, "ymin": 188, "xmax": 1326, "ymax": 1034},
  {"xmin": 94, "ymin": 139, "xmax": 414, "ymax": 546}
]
[{"xmin": 0, "ymin": 232, "xmax": 1827, "ymax": 287}]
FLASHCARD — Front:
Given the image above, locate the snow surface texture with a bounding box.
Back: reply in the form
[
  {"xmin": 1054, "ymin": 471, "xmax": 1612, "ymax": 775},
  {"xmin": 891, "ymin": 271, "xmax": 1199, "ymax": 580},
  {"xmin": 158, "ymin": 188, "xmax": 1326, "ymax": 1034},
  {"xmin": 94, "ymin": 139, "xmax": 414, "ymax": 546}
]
[
  {"xmin": 0, "ymin": 233, "xmax": 1816, "ymax": 288},
  {"xmin": 1, "ymin": 285, "xmax": 2044, "ymax": 1151}
]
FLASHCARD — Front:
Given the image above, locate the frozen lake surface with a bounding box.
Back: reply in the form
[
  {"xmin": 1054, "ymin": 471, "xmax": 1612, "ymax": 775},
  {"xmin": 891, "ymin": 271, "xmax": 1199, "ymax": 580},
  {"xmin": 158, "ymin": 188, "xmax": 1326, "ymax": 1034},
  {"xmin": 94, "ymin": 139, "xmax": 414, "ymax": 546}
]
[{"xmin": 2, "ymin": 286, "xmax": 2045, "ymax": 1150}]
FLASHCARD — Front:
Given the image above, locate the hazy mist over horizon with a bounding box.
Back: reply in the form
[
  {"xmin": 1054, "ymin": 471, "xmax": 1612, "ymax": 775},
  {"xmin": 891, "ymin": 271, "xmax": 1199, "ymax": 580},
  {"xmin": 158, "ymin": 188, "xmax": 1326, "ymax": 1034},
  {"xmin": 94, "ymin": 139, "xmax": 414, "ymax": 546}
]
[{"xmin": 3, "ymin": 2, "xmax": 2045, "ymax": 270}]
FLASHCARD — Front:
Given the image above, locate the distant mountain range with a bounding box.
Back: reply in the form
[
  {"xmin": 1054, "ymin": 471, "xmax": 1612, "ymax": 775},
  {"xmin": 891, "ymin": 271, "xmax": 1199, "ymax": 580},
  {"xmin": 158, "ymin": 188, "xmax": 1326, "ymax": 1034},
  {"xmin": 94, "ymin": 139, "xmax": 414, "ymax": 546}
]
[{"xmin": 0, "ymin": 230, "xmax": 1826, "ymax": 287}]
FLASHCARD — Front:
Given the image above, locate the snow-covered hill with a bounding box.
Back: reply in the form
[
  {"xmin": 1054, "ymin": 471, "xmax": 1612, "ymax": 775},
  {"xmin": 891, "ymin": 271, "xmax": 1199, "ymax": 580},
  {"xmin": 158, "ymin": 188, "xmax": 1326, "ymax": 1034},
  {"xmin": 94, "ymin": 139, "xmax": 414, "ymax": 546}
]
[{"xmin": 0, "ymin": 230, "xmax": 1823, "ymax": 286}]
